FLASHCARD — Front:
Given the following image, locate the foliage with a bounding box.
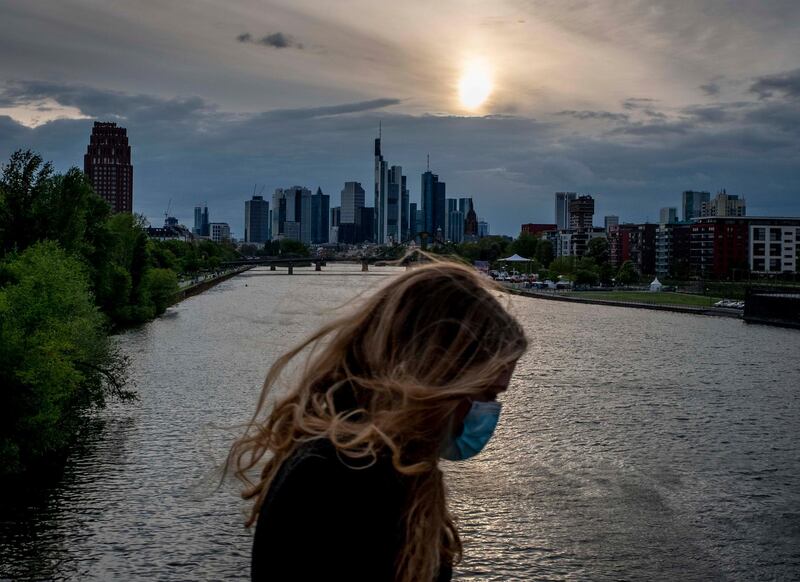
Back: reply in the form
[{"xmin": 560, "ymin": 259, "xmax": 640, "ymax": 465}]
[
  {"xmin": 549, "ymin": 256, "xmax": 576, "ymax": 276},
  {"xmin": 535, "ymin": 239, "xmax": 554, "ymax": 267},
  {"xmin": 617, "ymin": 260, "xmax": 640, "ymax": 285},
  {"xmin": 509, "ymin": 233, "xmax": 538, "ymax": 259},
  {"xmin": 279, "ymin": 238, "xmax": 310, "ymax": 257},
  {"xmin": 586, "ymin": 237, "xmax": 610, "ymax": 265},
  {"xmin": 453, "ymin": 236, "xmax": 510, "ymax": 265},
  {"xmin": 0, "ymin": 242, "xmax": 131, "ymax": 474}
]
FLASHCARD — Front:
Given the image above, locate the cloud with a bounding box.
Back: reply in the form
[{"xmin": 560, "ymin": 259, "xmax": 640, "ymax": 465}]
[
  {"xmin": 557, "ymin": 110, "xmax": 629, "ymax": 122},
  {"xmin": 699, "ymin": 82, "xmax": 721, "ymax": 97},
  {"xmin": 622, "ymin": 98, "xmax": 657, "ymax": 110},
  {"xmin": 0, "ymin": 81, "xmax": 798, "ymax": 237},
  {"xmin": 237, "ymin": 31, "xmax": 304, "ymax": 50},
  {"xmin": 749, "ymin": 68, "xmax": 800, "ymax": 99}
]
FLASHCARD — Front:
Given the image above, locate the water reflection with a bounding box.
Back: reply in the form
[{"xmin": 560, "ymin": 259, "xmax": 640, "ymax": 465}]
[{"xmin": 1, "ymin": 265, "xmax": 799, "ymax": 580}]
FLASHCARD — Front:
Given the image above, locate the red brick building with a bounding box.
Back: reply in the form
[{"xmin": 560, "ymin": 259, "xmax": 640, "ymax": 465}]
[
  {"xmin": 84, "ymin": 121, "xmax": 133, "ymax": 213},
  {"xmin": 690, "ymin": 217, "xmax": 749, "ymax": 279},
  {"xmin": 521, "ymin": 223, "xmax": 557, "ymax": 237}
]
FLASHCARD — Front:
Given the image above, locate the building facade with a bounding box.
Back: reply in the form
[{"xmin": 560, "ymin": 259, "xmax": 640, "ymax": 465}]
[
  {"xmin": 655, "ymin": 223, "xmax": 692, "ymax": 278},
  {"xmin": 194, "ymin": 205, "xmax": 209, "ymax": 236},
  {"xmin": 209, "ymin": 222, "xmax": 231, "ymax": 243},
  {"xmin": 421, "ymin": 169, "xmax": 446, "ymax": 240},
  {"xmin": 690, "ymin": 217, "xmax": 749, "ymax": 279},
  {"xmin": 749, "ymin": 219, "xmax": 800, "ymax": 274},
  {"xmin": 700, "ymin": 189, "xmax": 746, "ymax": 217},
  {"xmin": 569, "ymin": 195, "xmax": 595, "ymax": 230},
  {"xmin": 244, "ymin": 195, "xmax": 270, "ymax": 243},
  {"xmin": 682, "ymin": 190, "xmax": 710, "ymax": 222},
  {"xmin": 555, "ymin": 192, "xmax": 577, "ymax": 230},
  {"xmin": 272, "ymin": 186, "xmax": 311, "ymax": 242},
  {"xmin": 604, "ymin": 215, "xmax": 619, "ymax": 233},
  {"xmin": 84, "ymin": 121, "xmax": 133, "ymax": 213},
  {"xmin": 659, "ymin": 207, "xmax": 678, "ymax": 224},
  {"xmin": 310, "ymin": 187, "xmax": 330, "ymax": 244},
  {"xmin": 521, "ymin": 223, "xmax": 557, "ymax": 237}
]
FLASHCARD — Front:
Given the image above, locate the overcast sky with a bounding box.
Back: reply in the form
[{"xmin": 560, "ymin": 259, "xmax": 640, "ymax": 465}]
[{"xmin": 1, "ymin": 0, "xmax": 799, "ymax": 236}]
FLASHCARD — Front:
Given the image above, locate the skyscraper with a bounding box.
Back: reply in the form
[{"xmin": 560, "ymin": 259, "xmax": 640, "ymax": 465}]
[
  {"xmin": 193, "ymin": 204, "xmax": 209, "ymax": 236},
  {"xmin": 604, "ymin": 215, "xmax": 619, "ymax": 233},
  {"xmin": 409, "ymin": 202, "xmax": 418, "ymax": 241},
  {"xmin": 84, "ymin": 121, "xmax": 133, "ymax": 213},
  {"xmin": 700, "ymin": 189, "xmax": 746, "ymax": 217},
  {"xmin": 464, "ymin": 199, "xmax": 478, "ymax": 238},
  {"xmin": 682, "ymin": 190, "xmax": 710, "ymax": 222},
  {"xmin": 374, "ymin": 131, "xmax": 388, "ymax": 243},
  {"xmin": 244, "ymin": 195, "xmax": 270, "ymax": 243},
  {"xmin": 341, "ymin": 182, "xmax": 365, "ymax": 224},
  {"xmin": 659, "ymin": 207, "xmax": 678, "ymax": 224},
  {"xmin": 421, "ymin": 167, "xmax": 446, "ymax": 239},
  {"xmin": 386, "ymin": 165, "xmax": 405, "ymax": 243},
  {"xmin": 310, "ymin": 187, "xmax": 330, "ymax": 244},
  {"xmin": 555, "ymin": 192, "xmax": 577, "ymax": 230},
  {"xmin": 569, "ymin": 195, "xmax": 594, "ymax": 230},
  {"xmin": 272, "ymin": 186, "xmax": 311, "ymax": 242}
]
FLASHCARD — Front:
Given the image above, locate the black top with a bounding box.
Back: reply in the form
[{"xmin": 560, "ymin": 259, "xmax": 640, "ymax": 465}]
[{"xmin": 251, "ymin": 438, "xmax": 453, "ymax": 582}]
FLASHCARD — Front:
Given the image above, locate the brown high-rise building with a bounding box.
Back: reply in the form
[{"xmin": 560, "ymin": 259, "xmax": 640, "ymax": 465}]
[
  {"xmin": 84, "ymin": 121, "xmax": 133, "ymax": 213},
  {"xmin": 568, "ymin": 195, "xmax": 594, "ymax": 230}
]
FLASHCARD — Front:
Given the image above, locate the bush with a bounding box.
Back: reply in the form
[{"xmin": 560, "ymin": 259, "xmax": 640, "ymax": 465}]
[{"xmin": 0, "ymin": 242, "xmax": 130, "ymax": 474}]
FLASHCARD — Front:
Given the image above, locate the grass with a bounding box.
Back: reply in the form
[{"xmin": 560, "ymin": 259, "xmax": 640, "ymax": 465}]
[{"xmin": 563, "ymin": 291, "xmax": 723, "ymax": 307}]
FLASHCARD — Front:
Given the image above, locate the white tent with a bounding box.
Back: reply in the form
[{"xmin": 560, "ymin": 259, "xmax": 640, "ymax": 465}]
[
  {"xmin": 499, "ymin": 254, "xmax": 531, "ymax": 262},
  {"xmin": 649, "ymin": 277, "xmax": 663, "ymax": 292}
]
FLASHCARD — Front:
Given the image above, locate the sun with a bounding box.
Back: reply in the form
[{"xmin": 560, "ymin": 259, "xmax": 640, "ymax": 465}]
[{"xmin": 458, "ymin": 60, "xmax": 493, "ymax": 110}]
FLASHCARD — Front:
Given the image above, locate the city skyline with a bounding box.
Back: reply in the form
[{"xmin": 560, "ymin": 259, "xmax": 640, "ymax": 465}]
[{"xmin": 1, "ymin": 1, "xmax": 799, "ymax": 235}]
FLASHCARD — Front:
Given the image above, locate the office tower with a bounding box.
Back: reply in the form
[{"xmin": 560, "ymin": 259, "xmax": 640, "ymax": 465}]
[
  {"xmin": 84, "ymin": 121, "xmax": 133, "ymax": 213},
  {"xmin": 272, "ymin": 186, "xmax": 311, "ymax": 242},
  {"xmin": 409, "ymin": 202, "xmax": 418, "ymax": 240},
  {"xmin": 604, "ymin": 215, "xmax": 619, "ymax": 233},
  {"xmin": 568, "ymin": 195, "xmax": 594, "ymax": 230},
  {"xmin": 329, "ymin": 206, "xmax": 341, "ymax": 244},
  {"xmin": 682, "ymin": 190, "xmax": 710, "ymax": 222},
  {"xmin": 386, "ymin": 165, "xmax": 405, "ymax": 243},
  {"xmin": 208, "ymin": 222, "xmax": 231, "ymax": 243},
  {"xmin": 464, "ymin": 199, "xmax": 478, "ymax": 237},
  {"xmin": 310, "ymin": 187, "xmax": 330, "ymax": 244},
  {"xmin": 659, "ymin": 207, "xmax": 678, "ymax": 224},
  {"xmin": 700, "ymin": 189, "xmax": 746, "ymax": 217},
  {"xmin": 555, "ymin": 192, "xmax": 577, "ymax": 230},
  {"xmin": 244, "ymin": 195, "xmax": 270, "ymax": 243},
  {"xmin": 478, "ymin": 220, "xmax": 489, "ymax": 238},
  {"xmin": 458, "ymin": 197, "xmax": 473, "ymax": 216},
  {"xmin": 194, "ymin": 205, "xmax": 203, "ymax": 235},
  {"xmin": 445, "ymin": 199, "xmax": 464, "ymax": 243},
  {"xmin": 400, "ymin": 175, "xmax": 410, "ymax": 242},
  {"xmin": 421, "ymin": 167, "xmax": 446, "ymax": 239},
  {"xmin": 374, "ymin": 131, "xmax": 388, "ymax": 243},
  {"xmin": 341, "ymin": 182, "xmax": 365, "ymax": 224},
  {"xmin": 193, "ymin": 204, "xmax": 210, "ymax": 236},
  {"xmin": 357, "ymin": 207, "xmax": 375, "ymax": 243}
]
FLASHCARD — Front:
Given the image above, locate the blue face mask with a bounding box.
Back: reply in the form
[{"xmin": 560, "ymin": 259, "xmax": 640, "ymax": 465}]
[{"xmin": 440, "ymin": 400, "xmax": 502, "ymax": 461}]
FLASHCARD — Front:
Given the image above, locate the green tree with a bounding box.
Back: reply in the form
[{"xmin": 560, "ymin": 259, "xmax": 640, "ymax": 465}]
[
  {"xmin": 141, "ymin": 268, "xmax": 179, "ymax": 315},
  {"xmin": 0, "ymin": 242, "xmax": 131, "ymax": 474},
  {"xmin": 535, "ymin": 239, "xmax": 554, "ymax": 267},
  {"xmin": 279, "ymin": 239, "xmax": 310, "ymax": 256},
  {"xmin": 574, "ymin": 269, "xmax": 599, "ymax": 286},
  {"xmin": 586, "ymin": 237, "xmax": 610, "ymax": 265},
  {"xmin": 617, "ymin": 260, "xmax": 639, "ymax": 285},
  {"xmin": 509, "ymin": 233, "xmax": 538, "ymax": 259},
  {"xmin": 549, "ymin": 256, "xmax": 576, "ymax": 276}
]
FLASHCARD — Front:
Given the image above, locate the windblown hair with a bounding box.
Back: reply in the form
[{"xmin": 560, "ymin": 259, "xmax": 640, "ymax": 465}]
[{"xmin": 228, "ymin": 254, "xmax": 528, "ymax": 582}]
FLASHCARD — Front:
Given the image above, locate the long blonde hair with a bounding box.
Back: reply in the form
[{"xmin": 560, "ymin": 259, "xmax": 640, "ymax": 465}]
[{"xmin": 228, "ymin": 255, "xmax": 527, "ymax": 582}]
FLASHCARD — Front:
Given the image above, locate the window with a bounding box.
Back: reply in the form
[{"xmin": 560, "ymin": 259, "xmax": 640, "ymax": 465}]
[
  {"xmin": 753, "ymin": 243, "xmax": 765, "ymax": 255},
  {"xmin": 769, "ymin": 228, "xmax": 781, "ymax": 241},
  {"xmin": 769, "ymin": 258, "xmax": 781, "ymax": 270},
  {"xmin": 753, "ymin": 258, "xmax": 765, "ymax": 271}
]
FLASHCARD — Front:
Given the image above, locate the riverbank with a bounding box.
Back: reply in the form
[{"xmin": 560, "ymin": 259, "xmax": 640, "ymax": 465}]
[
  {"xmin": 173, "ymin": 265, "xmax": 253, "ymax": 304},
  {"xmin": 502, "ymin": 284, "xmax": 743, "ymax": 318}
]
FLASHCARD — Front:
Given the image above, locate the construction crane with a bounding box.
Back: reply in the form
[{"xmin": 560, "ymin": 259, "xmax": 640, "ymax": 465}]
[{"xmin": 163, "ymin": 198, "xmax": 172, "ymax": 225}]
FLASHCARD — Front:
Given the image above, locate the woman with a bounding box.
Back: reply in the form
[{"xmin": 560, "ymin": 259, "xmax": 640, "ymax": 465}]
[{"xmin": 229, "ymin": 257, "xmax": 528, "ymax": 582}]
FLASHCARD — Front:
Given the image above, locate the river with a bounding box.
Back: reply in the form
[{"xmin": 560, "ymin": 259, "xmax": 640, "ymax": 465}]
[{"xmin": 2, "ymin": 264, "xmax": 799, "ymax": 581}]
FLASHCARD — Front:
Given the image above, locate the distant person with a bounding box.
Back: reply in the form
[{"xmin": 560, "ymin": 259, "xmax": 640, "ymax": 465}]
[{"xmin": 228, "ymin": 257, "xmax": 528, "ymax": 582}]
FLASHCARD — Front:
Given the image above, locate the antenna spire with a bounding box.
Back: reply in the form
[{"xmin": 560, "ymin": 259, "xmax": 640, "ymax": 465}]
[
  {"xmin": 426, "ymin": 154, "xmax": 430, "ymax": 171},
  {"xmin": 378, "ymin": 120, "xmax": 382, "ymax": 139}
]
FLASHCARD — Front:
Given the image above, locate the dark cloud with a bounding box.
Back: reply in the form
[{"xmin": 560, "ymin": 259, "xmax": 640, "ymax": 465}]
[
  {"xmin": 237, "ymin": 31, "xmax": 304, "ymax": 50},
  {"xmin": 557, "ymin": 110, "xmax": 629, "ymax": 122},
  {"xmin": 1, "ymin": 82, "xmax": 798, "ymax": 236},
  {"xmin": 622, "ymin": 98, "xmax": 657, "ymax": 110},
  {"xmin": 257, "ymin": 98, "xmax": 401, "ymax": 121},
  {"xmin": 750, "ymin": 68, "xmax": 800, "ymax": 99},
  {"xmin": 700, "ymin": 82, "xmax": 721, "ymax": 96}
]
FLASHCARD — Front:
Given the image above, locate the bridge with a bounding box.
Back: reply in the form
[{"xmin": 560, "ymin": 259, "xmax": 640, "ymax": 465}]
[{"xmin": 220, "ymin": 256, "xmax": 394, "ymax": 274}]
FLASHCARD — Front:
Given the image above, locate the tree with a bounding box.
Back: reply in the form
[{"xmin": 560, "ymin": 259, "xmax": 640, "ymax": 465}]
[
  {"xmin": 617, "ymin": 260, "xmax": 639, "ymax": 285},
  {"xmin": 574, "ymin": 269, "xmax": 598, "ymax": 286},
  {"xmin": 279, "ymin": 239, "xmax": 310, "ymax": 257},
  {"xmin": 535, "ymin": 239, "xmax": 554, "ymax": 268},
  {"xmin": 586, "ymin": 237, "xmax": 610, "ymax": 265},
  {"xmin": 0, "ymin": 242, "xmax": 131, "ymax": 474},
  {"xmin": 141, "ymin": 268, "xmax": 179, "ymax": 316},
  {"xmin": 549, "ymin": 256, "xmax": 576, "ymax": 276},
  {"xmin": 509, "ymin": 233, "xmax": 538, "ymax": 259}
]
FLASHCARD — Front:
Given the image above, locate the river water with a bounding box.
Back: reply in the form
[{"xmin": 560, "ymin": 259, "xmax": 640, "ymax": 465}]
[{"xmin": 2, "ymin": 265, "xmax": 799, "ymax": 581}]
